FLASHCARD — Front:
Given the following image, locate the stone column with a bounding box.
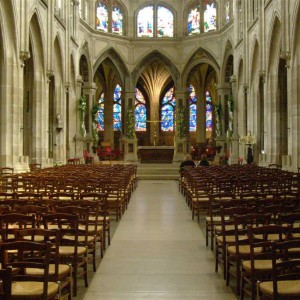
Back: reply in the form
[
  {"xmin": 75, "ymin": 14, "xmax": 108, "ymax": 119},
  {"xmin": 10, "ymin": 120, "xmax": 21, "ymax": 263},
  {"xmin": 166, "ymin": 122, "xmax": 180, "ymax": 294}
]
[
  {"xmin": 81, "ymin": 82, "xmax": 97, "ymax": 155},
  {"xmin": 122, "ymin": 91, "xmax": 138, "ymax": 162},
  {"xmin": 215, "ymin": 85, "xmax": 231, "ymax": 160},
  {"xmin": 173, "ymin": 90, "xmax": 191, "ymax": 162},
  {"xmin": 228, "ymin": 75, "xmax": 239, "ymax": 164}
]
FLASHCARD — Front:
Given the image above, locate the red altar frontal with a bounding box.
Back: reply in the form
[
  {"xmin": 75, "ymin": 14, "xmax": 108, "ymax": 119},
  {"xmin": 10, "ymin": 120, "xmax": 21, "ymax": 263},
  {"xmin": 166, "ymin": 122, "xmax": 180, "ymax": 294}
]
[{"xmin": 138, "ymin": 146, "xmax": 174, "ymax": 163}]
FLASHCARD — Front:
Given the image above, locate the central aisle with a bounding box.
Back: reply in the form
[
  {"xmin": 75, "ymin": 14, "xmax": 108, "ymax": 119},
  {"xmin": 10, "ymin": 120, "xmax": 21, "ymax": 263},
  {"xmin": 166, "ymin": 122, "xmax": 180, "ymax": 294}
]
[{"xmin": 83, "ymin": 180, "xmax": 236, "ymax": 300}]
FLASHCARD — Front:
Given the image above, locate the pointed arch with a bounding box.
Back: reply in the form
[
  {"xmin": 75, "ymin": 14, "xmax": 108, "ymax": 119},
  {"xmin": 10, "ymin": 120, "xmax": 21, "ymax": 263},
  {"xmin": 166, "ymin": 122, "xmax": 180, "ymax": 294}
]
[
  {"xmin": 132, "ymin": 50, "xmax": 180, "ymax": 87},
  {"xmin": 54, "ymin": 34, "xmax": 64, "ymax": 81},
  {"xmin": 79, "ymin": 40, "xmax": 92, "ymax": 82},
  {"xmin": 29, "ymin": 12, "xmax": 45, "ymax": 75},
  {"xmin": 267, "ymin": 15, "xmax": 281, "ymax": 73},
  {"xmin": 93, "ymin": 47, "xmax": 129, "ymax": 86},
  {"xmin": 221, "ymin": 40, "xmax": 234, "ymax": 84},
  {"xmin": 182, "ymin": 47, "xmax": 220, "ymax": 87}
]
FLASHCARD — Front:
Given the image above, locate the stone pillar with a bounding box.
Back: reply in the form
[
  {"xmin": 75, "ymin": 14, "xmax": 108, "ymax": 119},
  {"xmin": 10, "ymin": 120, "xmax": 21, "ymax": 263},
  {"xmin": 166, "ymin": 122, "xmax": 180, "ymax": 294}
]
[
  {"xmin": 122, "ymin": 91, "xmax": 138, "ymax": 162},
  {"xmin": 173, "ymin": 91, "xmax": 191, "ymax": 162},
  {"xmin": 215, "ymin": 85, "xmax": 231, "ymax": 160},
  {"xmin": 228, "ymin": 75, "xmax": 239, "ymax": 164},
  {"xmin": 196, "ymin": 87, "xmax": 206, "ymax": 148},
  {"xmin": 74, "ymin": 76, "xmax": 84, "ymax": 158}
]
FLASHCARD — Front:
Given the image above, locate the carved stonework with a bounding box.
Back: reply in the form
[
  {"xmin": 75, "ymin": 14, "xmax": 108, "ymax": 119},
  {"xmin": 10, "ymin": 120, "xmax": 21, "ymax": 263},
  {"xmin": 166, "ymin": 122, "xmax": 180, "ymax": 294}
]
[{"xmin": 19, "ymin": 51, "xmax": 30, "ymax": 61}]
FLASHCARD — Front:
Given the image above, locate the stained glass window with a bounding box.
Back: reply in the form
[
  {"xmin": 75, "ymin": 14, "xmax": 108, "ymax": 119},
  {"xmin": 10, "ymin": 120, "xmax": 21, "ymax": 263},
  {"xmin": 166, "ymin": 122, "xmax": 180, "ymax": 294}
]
[
  {"xmin": 204, "ymin": 1, "xmax": 217, "ymax": 32},
  {"xmin": 188, "ymin": 4, "xmax": 200, "ymax": 35},
  {"xmin": 113, "ymin": 84, "xmax": 122, "ymax": 131},
  {"xmin": 96, "ymin": 1, "xmax": 108, "ymax": 32},
  {"xmin": 189, "ymin": 85, "xmax": 197, "ymax": 132},
  {"xmin": 157, "ymin": 6, "xmax": 174, "ymax": 37},
  {"xmin": 135, "ymin": 88, "xmax": 147, "ymax": 131},
  {"xmin": 112, "ymin": 1, "xmax": 123, "ymax": 35},
  {"xmin": 226, "ymin": 0, "xmax": 230, "ymax": 22},
  {"xmin": 161, "ymin": 87, "xmax": 176, "ymax": 131},
  {"xmin": 206, "ymin": 91, "xmax": 213, "ymax": 132},
  {"xmin": 97, "ymin": 94, "xmax": 105, "ymax": 131},
  {"xmin": 137, "ymin": 6, "xmax": 154, "ymax": 37}
]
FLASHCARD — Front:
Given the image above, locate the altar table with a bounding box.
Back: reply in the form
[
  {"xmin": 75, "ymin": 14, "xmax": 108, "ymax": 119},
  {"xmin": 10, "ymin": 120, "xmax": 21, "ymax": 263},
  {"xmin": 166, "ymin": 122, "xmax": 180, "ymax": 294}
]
[{"xmin": 138, "ymin": 146, "xmax": 174, "ymax": 163}]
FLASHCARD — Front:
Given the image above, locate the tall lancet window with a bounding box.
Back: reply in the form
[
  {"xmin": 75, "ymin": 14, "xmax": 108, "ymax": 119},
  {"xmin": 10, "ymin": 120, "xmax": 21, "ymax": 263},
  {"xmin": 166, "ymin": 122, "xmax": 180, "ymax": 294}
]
[
  {"xmin": 96, "ymin": 0, "xmax": 124, "ymax": 35},
  {"xmin": 204, "ymin": 1, "xmax": 217, "ymax": 32},
  {"xmin": 161, "ymin": 87, "xmax": 176, "ymax": 131},
  {"xmin": 97, "ymin": 94, "xmax": 105, "ymax": 131},
  {"xmin": 135, "ymin": 88, "xmax": 147, "ymax": 131},
  {"xmin": 113, "ymin": 84, "xmax": 122, "ymax": 131},
  {"xmin": 137, "ymin": 5, "xmax": 174, "ymax": 38},
  {"xmin": 189, "ymin": 85, "xmax": 197, "ymax": 132},
  {"xmin": 187, "ymin": 1, "xmax": 217, "ymax": 35},
  {"xmin": 187, "ymin": 4, "xmax": 201, "ymax": 35},
  {"xmin": 206, "ymin": 91, "xmax": 213, "ymax": 133}
]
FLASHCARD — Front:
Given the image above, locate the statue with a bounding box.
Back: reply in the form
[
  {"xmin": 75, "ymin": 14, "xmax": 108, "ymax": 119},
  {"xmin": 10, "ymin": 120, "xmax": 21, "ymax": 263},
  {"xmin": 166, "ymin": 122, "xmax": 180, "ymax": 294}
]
[{"xmin": 56, "ymin": 114, "xmax": 63, "ymax": 131}]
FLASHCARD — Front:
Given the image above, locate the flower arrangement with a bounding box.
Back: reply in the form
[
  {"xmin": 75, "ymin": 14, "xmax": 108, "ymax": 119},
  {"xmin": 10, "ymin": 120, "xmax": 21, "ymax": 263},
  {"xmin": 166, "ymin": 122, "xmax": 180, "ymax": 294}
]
[
  {"xmin": 175, "ymin": 106, "xmax": 187, "ymax": 139},
  {"xmin": 125, "ymin": 109, "xmax": 136, "ymax": 139},
  {"xmin": 91, "ymin": 103, "xmax": 100, "ymax": 145},
  {"xmin": 226, "ymin": 95, "xmax": 234, "ymax": 138},
  {"xmin": 239, "ymin": 132, "xmax": 256, "ymax": 145},
  {"xmin": 78, "ymin": 96, "xmax": 87, "ymax": 138},
  {"xmin": 215, "ymin": 102, "xmax": 222, "ymax": 137}
]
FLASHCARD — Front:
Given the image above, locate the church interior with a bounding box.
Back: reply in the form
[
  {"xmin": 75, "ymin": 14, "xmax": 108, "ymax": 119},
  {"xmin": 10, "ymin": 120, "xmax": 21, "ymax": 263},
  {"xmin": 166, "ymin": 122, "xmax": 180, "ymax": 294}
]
[{"xmin": 0, "ymin": 0, "xmax": 300, "ymax": 299}]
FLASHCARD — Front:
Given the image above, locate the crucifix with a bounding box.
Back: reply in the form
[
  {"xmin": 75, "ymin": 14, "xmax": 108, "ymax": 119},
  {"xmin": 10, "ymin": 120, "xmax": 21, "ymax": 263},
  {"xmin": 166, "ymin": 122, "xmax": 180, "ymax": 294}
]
[{"xmin": 146, "ymin": 114, "xmax": 162, "ymax": 146}]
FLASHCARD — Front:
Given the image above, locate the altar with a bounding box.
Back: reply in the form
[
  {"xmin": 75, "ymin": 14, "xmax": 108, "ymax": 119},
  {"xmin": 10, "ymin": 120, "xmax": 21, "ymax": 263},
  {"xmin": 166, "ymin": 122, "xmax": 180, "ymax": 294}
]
[{"xmin": 138, "ymin": 146, "xmax": 174, "ymax": 163}]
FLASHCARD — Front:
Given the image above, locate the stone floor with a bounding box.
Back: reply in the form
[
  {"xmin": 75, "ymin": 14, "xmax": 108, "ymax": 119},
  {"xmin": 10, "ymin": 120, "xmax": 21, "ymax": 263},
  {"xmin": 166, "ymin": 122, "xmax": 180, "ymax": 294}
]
[{"xmin": 78, "ymin": 180, "xmax": 237, "ymax": 300}]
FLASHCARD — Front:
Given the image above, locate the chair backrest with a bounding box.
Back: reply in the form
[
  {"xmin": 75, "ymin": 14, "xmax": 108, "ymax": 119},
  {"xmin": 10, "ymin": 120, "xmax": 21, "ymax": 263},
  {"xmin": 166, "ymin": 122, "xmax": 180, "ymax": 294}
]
[
  {"xmin": 0, "ymin": 240, "xmax": 54, "ymax": 300},
  {"xmin": 16, "ymin": 228, "xmax": 60, "ymax": 281},
  {"xmin": 0, "ymin": 266, "xmax": 12, "ymax": 300},
  {"xmin": 0, "ymin": 213, "xmax": 36, "ymax": 230},
  {"xmin": 270, "ymin": 240, "xmax": 300, "ymax": 298}
]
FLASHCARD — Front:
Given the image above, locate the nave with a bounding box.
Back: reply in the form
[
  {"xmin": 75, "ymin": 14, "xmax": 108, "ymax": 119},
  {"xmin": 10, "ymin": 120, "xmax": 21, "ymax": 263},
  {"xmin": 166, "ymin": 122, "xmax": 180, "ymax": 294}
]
[{"xmin": 80, "ymin": 180, "xmax": 236, "ymax": 300}]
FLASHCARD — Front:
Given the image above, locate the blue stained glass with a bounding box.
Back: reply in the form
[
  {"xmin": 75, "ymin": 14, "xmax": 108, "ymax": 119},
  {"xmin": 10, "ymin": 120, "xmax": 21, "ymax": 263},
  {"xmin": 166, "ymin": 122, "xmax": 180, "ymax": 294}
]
[
  {"xmin": 113, "ymin": 84, "xmax": 122, "ymax": 131},
  {"xmin": 135, "ymin": 88, "xmax": 147, "ymax": 131},
  {"xmin": 206, "ymin": 91, "xmax": 213, "ymax": 132},
  {"xmin": 157, "ymin": 6, "xmax": 174, "ymax": 37},
  {"xmin": 112, "ymin": 2, "xmax": 123, "ymax": 35},
  {"xmin": 189, "ymin": 85, "xmax": 197, "ymax": 132},
  {"xmin": 137, "ymin": 6, "xmax": 154, "ymax": 37},
  {"xmin": 188, "ymin": 5, "xmax": 200, "ymax": 35},
  {"xmin": 96, "ymin": 1, "xmax": 108, "ymax": 32},
  {"xmin": 97, "ymin": 95, "xmax": 104, "ymax": 131},
  {"xmin": 161, "ymin": 87, "xmax": 176, "ymax": 131},
  {"xmin": 204, "ymin": 1, "xmax": 217, "ymax": 32}
]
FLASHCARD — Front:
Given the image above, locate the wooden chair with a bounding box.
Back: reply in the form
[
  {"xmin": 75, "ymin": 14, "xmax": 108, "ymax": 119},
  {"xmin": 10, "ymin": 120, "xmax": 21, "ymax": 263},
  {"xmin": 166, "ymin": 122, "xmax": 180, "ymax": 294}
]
[
  {"xmin": 0, "ymin": 240, "xmax": 59, "ymax": 300},
  {"xmin": 79, "ymin": 193, "xmax": 109, "ymax": 252},
  {"xmin": 0, "ymin": 167, "xmax": 14, "ymax": 177},
  {"xmin": 215, "ymin": 205, "xmax": 256, "ymax": 279},
  {"xmin": 42, "ymin": 213, "xmax": 88, "ymax": 296},
  {"xmin": 16, "ymin": 228, "xmax": 72, "ymax": 300},
  {"xmin": 0, "ymin": 266, "xmax": 12, "ymax": 300},
  {"xmin": 240, "ymin": 224, "xmax": 291, "ymax": 300},
  {"xmin": 226, "ymin": 213, "xmax": 272, "ymax": 295},
  {"xmin": 206, "ymin": 192, "xmax": 236, "ymax": 250},
  {"xmin": 257, "ymin": 240, "xmax": 300, "ymax": 299}
]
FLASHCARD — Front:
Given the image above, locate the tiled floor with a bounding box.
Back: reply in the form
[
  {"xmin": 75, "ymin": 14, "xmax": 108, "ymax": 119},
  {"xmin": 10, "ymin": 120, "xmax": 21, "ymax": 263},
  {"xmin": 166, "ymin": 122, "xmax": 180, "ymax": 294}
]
[{"xmin": 81, "ymin": 180, "xmax": 237, "ymax": 300}]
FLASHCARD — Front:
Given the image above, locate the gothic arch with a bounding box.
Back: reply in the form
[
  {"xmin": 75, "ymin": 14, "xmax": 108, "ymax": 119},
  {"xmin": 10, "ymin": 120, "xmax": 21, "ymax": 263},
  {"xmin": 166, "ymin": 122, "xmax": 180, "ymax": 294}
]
[
  {"xmin": 221, "ymin": 40, "xmax": 234, "ymax": 85},
  {"xmin": 54, "ymin": 34, "xmax": 64, "ymax": 82},
  {"xmin": 79, "ymin": 40, "xmax": 91, "ymax": 82},
  {"xmin": 93, "ymin": 47, "xmax": 129, "ymax": 86},
  {"xmin": 132, "ymin": 50, "xmax": 180, "ymax": 87},
  {"xmin": 182, "ymin": 47, "xmax": 220, "ymax": 87},
  {"xmin": 267, "ymin": 15, "xmax": 281, "ymax": 73},
  {"xmin": 29, "ymin": 13, "xmax": 45, "ymax": 74},
  {"xmin": 0, "ymin": 0, "xmax": 18, "ymax": 61}
]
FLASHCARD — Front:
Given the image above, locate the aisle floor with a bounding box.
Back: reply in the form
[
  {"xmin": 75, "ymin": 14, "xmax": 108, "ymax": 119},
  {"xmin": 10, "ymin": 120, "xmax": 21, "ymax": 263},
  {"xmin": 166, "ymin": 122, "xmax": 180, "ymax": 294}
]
[{"xmin": 82, "ymin": 180, "xmax": 237, "ymax": 300}]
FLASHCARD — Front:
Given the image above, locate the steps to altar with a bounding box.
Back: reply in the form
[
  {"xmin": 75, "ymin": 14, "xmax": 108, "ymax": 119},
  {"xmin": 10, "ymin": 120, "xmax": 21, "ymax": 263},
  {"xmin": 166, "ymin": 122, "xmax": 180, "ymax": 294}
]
[{"xmin": 136, "ymin": 163, "xmax": 180, "ymax": 180}]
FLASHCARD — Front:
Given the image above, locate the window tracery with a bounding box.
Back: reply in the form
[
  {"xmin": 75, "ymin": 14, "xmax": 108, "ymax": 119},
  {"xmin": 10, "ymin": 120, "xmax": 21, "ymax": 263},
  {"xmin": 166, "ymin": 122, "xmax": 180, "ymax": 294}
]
[
  {"xmin": 137, "ymin": 5, "xmax": 174, "ymax": 38},
  {"xmin": 135, "ymin": 88, "xmax": 147, "ymax": 132},
  {"xmin": 96, "ymin": 0, "xmax": 124, "ymax": 35},
  {"xmin": 161, "ymin": 87, "xmax": 176, "ymax": 131}
]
